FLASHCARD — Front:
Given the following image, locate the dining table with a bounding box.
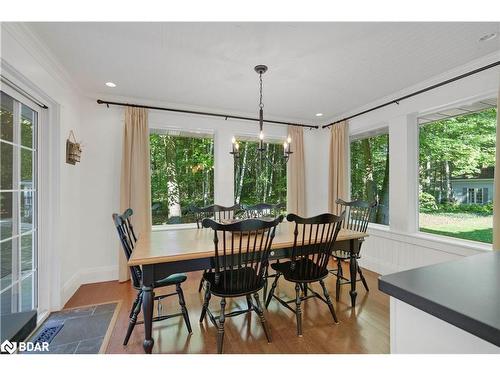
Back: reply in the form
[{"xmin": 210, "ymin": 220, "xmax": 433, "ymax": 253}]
[{"xmin": 128, "ymin": 221, "xmax": 368, "ymax": 353}]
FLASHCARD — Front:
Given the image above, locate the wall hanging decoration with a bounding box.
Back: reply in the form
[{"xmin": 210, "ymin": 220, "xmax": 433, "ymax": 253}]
[{"xmin": 66, "ymin": 130, "xmax": 82, "ymax": 165}]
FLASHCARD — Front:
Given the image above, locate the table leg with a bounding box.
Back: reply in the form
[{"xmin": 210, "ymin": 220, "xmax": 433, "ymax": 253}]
[
  {"xmin": 142, "ymin": 285, "xmax": 154, "ymax": 353},
  {"xmin": 349, "ymin": 239, "xmax": 357, "ymax": 308}
]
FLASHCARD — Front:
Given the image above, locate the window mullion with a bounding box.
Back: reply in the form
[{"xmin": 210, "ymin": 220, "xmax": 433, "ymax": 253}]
[{"xmin": 11, "ymin": 100, "xmax": 21, "ymax": 312}]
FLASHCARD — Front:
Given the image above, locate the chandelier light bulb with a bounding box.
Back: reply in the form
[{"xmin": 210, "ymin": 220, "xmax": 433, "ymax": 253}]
[
  {"xmin": 287, "ymin": 135, "xmax": 292, "ymax": 144},
  {"xmin": 259, "ymin": 131, "xmax": 264, "ymax": 140},
  {"xmin": 231, "ymin": 136, "xmax": 236, "ymax": 144}
]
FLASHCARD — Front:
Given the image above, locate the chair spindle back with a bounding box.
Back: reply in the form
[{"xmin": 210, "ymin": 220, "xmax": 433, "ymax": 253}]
[
  {"xmin": 286, "ymin": 212, "xmax": 345, "ymax": 279},
  {"xmin": 192, "ymin": 204, "xmax": 242, "ymax": 228},
  {"xmin": 202, "ymin": 216, "xmax": 284, "ymax": 293},
  {"xmin": 335, "ymin": 199, "xmax": 377, "ymax": 234},
  {"xmin": 243, "ymin": 203, "xmax": 285, "ymax": 219},
  {"xmin": 112, "ymin": 208, "xmax": 142, "ymax": 289}
]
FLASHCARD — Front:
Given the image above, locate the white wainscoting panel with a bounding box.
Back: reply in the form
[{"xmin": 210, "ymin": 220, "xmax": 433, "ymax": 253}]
[{"xmin": 358, "ymin": 226, "xmax": 488, "ymax": 275}]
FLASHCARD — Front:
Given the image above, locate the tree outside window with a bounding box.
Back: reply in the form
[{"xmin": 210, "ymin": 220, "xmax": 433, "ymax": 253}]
[
  {"xmin": 150, "ymin": 131, "xmax": 214, "ymax": 225},
  {"xmin": 350, "ymin": 133, "xmax": 389, "ymax": 225},
  {"xmin": 234, "ymin": 140, "xmax": 287, "ymax": 206}
]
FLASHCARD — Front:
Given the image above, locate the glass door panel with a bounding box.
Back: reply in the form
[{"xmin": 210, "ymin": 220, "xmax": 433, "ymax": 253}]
[{"xmin": 0, "ymin": 90, "xmax": 38, "ymax": 313}]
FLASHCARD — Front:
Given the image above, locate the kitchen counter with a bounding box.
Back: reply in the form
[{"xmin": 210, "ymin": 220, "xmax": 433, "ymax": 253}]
[{"xmin": 378, "ymin": 252, "xmax": 500, "ymax": 353}]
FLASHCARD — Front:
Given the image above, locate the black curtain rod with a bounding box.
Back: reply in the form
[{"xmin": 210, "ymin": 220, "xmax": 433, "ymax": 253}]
[
  {"xmin": 323, "ymin": 61, "xmax": 500, "ymax": 129},
  {"xmin": 96, "ymin": 99, "xmax": 319, "ymax": 129},
  {"xmin": 1, "ymin": 74, "xmax": 49, "ymax": 109}
]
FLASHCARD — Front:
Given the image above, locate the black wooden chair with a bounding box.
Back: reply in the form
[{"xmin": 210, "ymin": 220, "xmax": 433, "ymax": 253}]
[
  {"xmin": 242, "ymin": 202, "xmax": 285, "ymax": 218},
  {"xmin": 329, "ymin": 199, "xmax": 377, "ymax": 300},
  {"xmin": 265, "ymin": 212, "xmax": 345, "ymax": 336},
  {"xmin": 200, "ymin": 215, "xmax": 284, "ymax": 353},
  {"xmin": 191, "ymin": 204, "xmax": 242, "ymax": 229},
  {"xmin": 242, "ymin": 203, "xmax": 286, "ymax": 299},
  {"xmin": 112, "ymin": 209, "xmax": 192, "ymax": 345},
  {"xmin": 193, "ymin": 204, "xmax": 242, "ymax": 292}
]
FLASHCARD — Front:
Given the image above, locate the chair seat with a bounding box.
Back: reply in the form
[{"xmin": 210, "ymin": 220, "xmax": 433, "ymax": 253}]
[
  {"xmin": 203, "ymin": 267, "xmax": 264, "ymax": 297},
  {"xmin": 154, "ymin": 273, "xmax": 187, "ymax": 287},
  {"xmin": 271, "ymin": 259, "xmax": 328, "ymax": 282}
]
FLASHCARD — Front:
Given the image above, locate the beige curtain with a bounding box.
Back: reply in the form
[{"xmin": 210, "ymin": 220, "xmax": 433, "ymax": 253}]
[
  {"xmin": 328, "ymin": 121, "xmax": 349, "ymax": 215},
  {"xmin": 492, "ymin": 81, "xmax": 500, "ymax": 250},
  {"xmin": 287, "ymin": 126, "xmax": 306, "ymax": 216},
  {"xmin": 119, "ymin": 107, "xmax": 152, "ymax": 282}
]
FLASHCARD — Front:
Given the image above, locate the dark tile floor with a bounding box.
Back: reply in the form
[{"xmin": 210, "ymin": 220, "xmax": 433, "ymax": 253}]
[{"xmin": 29, "ymin": 303, "xmax": 117, "ymax": 354}]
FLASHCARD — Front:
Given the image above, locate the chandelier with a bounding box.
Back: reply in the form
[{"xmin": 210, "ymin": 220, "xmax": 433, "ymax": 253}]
[{"xmin": 230, "ymin": 65, "xmax": 292, "ymax": 165}]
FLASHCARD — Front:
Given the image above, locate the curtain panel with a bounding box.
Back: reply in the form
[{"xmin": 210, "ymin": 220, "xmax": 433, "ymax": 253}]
[
  {"xmin": 119, "ymin": 107, "xmax": 152, "ymax": 282},
  {"xmin": 287, "ymin": 126, "xmax": 306, "ymax": 216},
  {"xmin": 328, "ymin": 121, "xmax": 349, "ymax": 215}
]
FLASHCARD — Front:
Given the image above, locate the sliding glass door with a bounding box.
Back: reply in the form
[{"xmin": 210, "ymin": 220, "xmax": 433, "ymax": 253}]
[{"xmin": 1, "ymin": 90, "xmax": 38, "ymax": 314}]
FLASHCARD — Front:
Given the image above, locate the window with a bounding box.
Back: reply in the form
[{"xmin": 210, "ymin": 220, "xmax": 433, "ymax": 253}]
[
  {"xmin": 150, "ymin": 130, "xmax": 214, "ymax": 225},
  {"xmin": 350, "ymin": 132, "xmax": 389, "ymax": 225},
  {"xmin": 234, "ymin": 140, "xmax": 287, "ymax": 205},
  {"xmin": 1, "ymin": 91, "xmax": 38, "ymax": 314},
  {"xmin": 466, "ymin": 187, "xmax": 487, "ymax": 204},
  {"xmin": 418, "ymin": 104, "xmax": 497, "ymax": 244}
]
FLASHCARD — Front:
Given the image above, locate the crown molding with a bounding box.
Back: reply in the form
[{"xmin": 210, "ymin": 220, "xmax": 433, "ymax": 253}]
[{"xmin": 2, "ymin": 22, "xmax": 84, "ymax": 96}]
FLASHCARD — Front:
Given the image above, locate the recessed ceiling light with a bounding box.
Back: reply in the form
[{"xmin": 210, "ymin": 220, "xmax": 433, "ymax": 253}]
[
  {"xmin": 105, "ymin": 82, "xmax": 117, "ymax": 87},
  {"xmin": 315, "ymin": 113, "xmax": 323, "ymax": 117},
  {"xmin": 479, "ymin": 33, "xmax": 498, "ymax": 42}
]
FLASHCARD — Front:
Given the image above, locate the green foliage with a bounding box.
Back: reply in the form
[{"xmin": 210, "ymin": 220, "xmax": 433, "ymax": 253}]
[
  {"xmin": 150, "ymin": 133, "xmax": 214, "ymax": 225},
  {"xmin": 419, "ymin": 108, "xmax": 497, "ymax": 203},
  {"xmin": 234, "ymin": 140, "xmax": 287, "ymax": 205},
  {"xmin": 420, "ymin": 202, "xmax": 493, "ymax": 215},
  {"xmin": 419, "ymin": 192, "xmax": 438, "ymax": 210},
  {"xmin": 350, "ymin": 133, "xmax": 389, "ymax": 224}
]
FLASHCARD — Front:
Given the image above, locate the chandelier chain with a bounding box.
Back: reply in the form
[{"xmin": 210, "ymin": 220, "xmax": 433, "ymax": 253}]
[{"xmin": 259, "ymin": 73, "xmax": 264, "ymax": 109}]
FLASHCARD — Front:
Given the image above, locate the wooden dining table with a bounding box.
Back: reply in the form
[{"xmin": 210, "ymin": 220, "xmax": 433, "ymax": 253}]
[{"xmin": 128, "ymin": 221, "xmax": 368, "ymax": 354}]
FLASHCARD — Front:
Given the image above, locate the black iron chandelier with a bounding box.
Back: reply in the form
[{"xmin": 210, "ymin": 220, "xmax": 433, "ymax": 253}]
[{"xmin": 230, "ymin": 65, "xmax": 292, "ymax": 165}]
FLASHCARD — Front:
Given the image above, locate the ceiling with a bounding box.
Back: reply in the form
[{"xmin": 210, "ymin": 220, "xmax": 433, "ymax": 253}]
[{"xmin": 27, "ymin": 22, "xmax": 500, "ymax": 123}]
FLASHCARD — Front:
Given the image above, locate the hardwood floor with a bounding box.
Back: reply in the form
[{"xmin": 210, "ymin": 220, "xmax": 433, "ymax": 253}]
[{"xmin": 64, "ymin": 261, "xmax": 389, "ymax": 354}]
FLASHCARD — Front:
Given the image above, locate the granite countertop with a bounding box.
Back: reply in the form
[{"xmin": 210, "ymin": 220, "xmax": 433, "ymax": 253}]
[{"xmin": 378, "ymin": 252, "xmax": 500, "ymax": 347}]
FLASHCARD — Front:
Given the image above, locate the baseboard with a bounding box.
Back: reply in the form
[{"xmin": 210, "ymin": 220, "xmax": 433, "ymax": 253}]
[{"xmin": 61, "ymin": 265, "xmax": 118, "ymax": 308}]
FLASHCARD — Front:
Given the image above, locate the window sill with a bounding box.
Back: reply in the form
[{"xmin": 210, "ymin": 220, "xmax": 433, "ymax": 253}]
[
  {"xmin": 152, "ymin": 223, "xmax": 198, "ymax": 231},
  {"xmin": 367, "ymin": 222, "xmax": 390, "ymax": 231}
]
